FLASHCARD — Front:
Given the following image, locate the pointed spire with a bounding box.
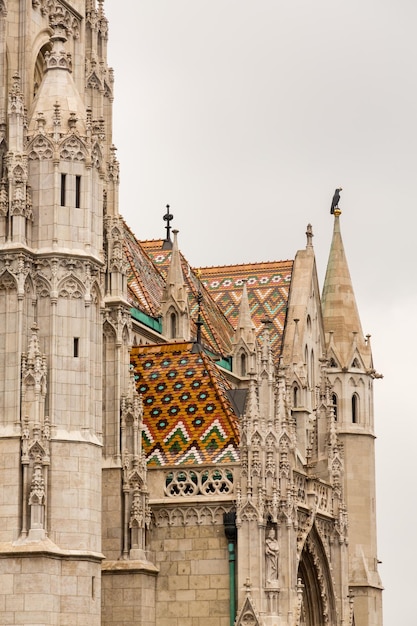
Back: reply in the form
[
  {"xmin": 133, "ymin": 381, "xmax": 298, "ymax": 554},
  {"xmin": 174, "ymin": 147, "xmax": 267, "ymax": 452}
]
[
  {"xmin": 233, "ymin": 281, "xmax": 256, "ymax": 349},
  {"xmin": 322, "ymin": 212, "xmax": 370, "ymax": 367},
  {"xmin": 161, "ymin": 229, "xmax": 190, "ymax": 340},
  {"xmin": 165, "ymin": 230, "xmax": 186, "ymax": 295}
]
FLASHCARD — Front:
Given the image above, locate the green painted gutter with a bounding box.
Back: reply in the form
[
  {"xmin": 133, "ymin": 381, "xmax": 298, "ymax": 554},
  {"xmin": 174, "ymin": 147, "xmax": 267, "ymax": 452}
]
[
  {"xmin": 130, "ymin": 307, "xmax": 162, "ymax": 333},
  {"xmin": 224, "ymin": 512, "xmax": 237, "ymax": 626}
]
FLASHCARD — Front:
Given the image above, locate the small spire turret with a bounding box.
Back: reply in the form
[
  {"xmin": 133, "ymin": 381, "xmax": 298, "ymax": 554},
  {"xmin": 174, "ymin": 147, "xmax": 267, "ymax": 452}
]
[
  {"xmin": 161, "ymin": 229, "xmax": 190, "ymax": 341},
  {"xmin": 322, "ymin": 211, "xmax": 371, "ymax": 369}
]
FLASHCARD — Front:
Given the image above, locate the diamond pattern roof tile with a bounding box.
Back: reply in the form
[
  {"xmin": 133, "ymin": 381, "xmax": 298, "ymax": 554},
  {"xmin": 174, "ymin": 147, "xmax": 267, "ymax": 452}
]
[
  {"xmin": 140, "ymin": 240, "xmax": 234, "ymax": 356},
  {"xmin": 123, "ymin": 223, "xmax": 165, "ymax": 318},
  {"xmin": 131, "ymin": 342, "xmax": 240, "ymax": 467},
  {"xmin": 199, "ymin": 261, "xmax": 293, "ymax": 359}
]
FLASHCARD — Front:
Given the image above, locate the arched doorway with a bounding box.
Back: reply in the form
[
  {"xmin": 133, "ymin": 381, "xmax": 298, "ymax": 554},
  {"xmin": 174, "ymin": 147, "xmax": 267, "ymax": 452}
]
[{"xmin": 297, "ymin": 527, "xmax": 337, "ymax": 625}]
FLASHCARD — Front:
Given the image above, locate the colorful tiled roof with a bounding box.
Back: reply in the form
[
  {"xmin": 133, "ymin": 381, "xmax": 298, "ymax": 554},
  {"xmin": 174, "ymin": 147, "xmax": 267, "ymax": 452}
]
[
  {"xmin": 131, "ymin": 342, "xmax": 239, "ymax": 466},
  {"xmin": 123, "ymin": 223, "xmax": 165, "ymax": 318},
  {"xmin": 199, "ymin": 261, "xmax": 293, "ymax": 359},
  {"xmin": 140, "ymin": 240, "xmax": 234, "ymax": 357}
]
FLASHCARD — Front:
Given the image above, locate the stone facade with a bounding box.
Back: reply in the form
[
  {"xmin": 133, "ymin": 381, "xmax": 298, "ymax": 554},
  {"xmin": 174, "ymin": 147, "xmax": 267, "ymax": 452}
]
[{"xmin": 0, "ymin": 2, "xmax": 383, "ymax": 625}]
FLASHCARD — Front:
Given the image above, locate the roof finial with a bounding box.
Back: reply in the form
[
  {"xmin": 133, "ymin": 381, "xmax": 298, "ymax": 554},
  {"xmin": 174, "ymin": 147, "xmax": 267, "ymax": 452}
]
[
  {"xmin": 330, "ymin": 188, "xmax": 342, "ymax": 215},
  {"xmin": 162, "ymin": 204, "xmax": 174, "ymax": 249},
  {"xmin": 192, "ymin": 270, "xmax": 204, "ymax": 352},
  {"xmin": 306, "ymin": 223, "xmax": 313, "ymax": 248},
  {"xmin": 195, "ymin": 290, "xmax": 203, "ymax": 346}
]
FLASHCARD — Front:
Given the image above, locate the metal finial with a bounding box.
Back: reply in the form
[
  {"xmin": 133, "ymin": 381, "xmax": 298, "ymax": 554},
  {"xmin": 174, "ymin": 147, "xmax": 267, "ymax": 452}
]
[
  {"xmin": 162, "ymin": 204, "xmax": 174, "ymax": 250},
  {"xmin": 195, "ymin": 289, "xmax": 203, "ymax": 345},
  {"xmin": 192, "ymin": 278, "xmax": 204, "ymax": 352}
]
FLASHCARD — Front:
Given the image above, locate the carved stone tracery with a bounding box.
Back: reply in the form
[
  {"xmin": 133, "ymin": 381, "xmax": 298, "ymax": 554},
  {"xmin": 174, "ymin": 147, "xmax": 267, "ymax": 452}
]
[
  {"xmin": 121, "ymin": 372, "xmax": 150, "ymax": 559},
  {"xmin": 164, "ymin": 467, "xmax": 234, "ymax": 498},
  {"xmin": 32, "ymin": 0, "xmax": 80, "ymax": 39},
  {"xmin": 153, "ymin": 503, "xmax": 232, "ymax": 528}
]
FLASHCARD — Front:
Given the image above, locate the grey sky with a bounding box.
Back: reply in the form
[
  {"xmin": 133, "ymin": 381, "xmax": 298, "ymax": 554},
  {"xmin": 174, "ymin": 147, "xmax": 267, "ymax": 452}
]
[{"xmin": 106, "ymin": 1, "xmax": 417, "ymax": 622}]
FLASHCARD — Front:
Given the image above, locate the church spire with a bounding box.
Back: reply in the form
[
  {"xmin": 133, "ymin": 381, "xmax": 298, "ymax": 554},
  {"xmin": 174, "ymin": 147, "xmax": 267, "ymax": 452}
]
[
  {"xmin": 161, "ymin": 229, "xmax": 190, "ymax": 340},
  {"xmin": 321, "ymin": 211, "xmax": 370, "ymax": 368},
  {"xmin": 231, "ymin": 281, "xmax": 256, "ymax": 377},
  {"xmin": 234, "ymin": 281, "xmax": 256, "ymax": 350}
]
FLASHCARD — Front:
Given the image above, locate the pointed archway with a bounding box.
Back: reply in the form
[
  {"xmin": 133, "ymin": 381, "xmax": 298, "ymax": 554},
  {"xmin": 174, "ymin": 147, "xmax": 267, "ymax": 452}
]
[{"xmin": 297, "ymin": 525, "xmax": 337, "ymax": 625}]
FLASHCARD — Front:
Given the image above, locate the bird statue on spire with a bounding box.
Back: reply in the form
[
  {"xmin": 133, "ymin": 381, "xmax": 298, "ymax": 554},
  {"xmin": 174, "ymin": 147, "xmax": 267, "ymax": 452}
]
[{"xmin": 330, "ymin": 188, "xmax": 342, "ymax": 214}]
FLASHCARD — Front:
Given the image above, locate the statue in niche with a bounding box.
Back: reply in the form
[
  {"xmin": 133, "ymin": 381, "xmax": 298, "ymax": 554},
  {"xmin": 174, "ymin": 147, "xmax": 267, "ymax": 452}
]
[{"xmin": 265, "ymin": 527, "xmax": 279, "ymax": 585}]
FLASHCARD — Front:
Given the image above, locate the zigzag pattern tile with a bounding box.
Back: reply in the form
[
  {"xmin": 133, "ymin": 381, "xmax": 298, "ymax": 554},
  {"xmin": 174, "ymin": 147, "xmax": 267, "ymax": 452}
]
[
  {"xmin": 199, "ymin": 261, "xmax": 293, "ymax": 360},
  {"xmin": 140, "ymin": 240, "xmax": 234, "ymax": 356},
  {"xmin": 131, "ymin": 342, "xmax": 239, "ymax": 466}
]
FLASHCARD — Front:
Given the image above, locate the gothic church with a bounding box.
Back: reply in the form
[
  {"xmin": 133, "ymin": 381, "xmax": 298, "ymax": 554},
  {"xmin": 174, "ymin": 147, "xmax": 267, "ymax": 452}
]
[{"xmin": 0, "ymin": 2, "xmax": 383, "ymax": 625}]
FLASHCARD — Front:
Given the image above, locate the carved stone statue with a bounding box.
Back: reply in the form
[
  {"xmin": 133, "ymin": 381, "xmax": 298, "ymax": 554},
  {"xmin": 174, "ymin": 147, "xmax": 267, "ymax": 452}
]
[{"xmin": 265, "ymin": 528, "xmax": 279, "ymax": 584}]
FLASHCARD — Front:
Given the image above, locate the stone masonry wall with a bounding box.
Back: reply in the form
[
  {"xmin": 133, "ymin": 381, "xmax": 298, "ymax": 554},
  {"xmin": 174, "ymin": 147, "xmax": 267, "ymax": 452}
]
[
  {"xmin": 151, "ymin": 520, "xmax": 231, "ymax": 626},
  {"xmin": 101, "ymin": 568, "xmax": 157, "ymax": 626},
  {"xmin": 0, "ymin": 555, "xmax": 101, "ymax": 626}
]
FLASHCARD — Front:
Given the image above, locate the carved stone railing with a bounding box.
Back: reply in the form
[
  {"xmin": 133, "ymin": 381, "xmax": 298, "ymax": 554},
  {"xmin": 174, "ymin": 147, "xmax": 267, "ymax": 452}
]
[
  {"xmin": 293, "ymin": 471, "xmax": 333, "ymax": 516},
  {"xmin": 164, "ymin": 466, "xmax": 235, "ymax": 498}
]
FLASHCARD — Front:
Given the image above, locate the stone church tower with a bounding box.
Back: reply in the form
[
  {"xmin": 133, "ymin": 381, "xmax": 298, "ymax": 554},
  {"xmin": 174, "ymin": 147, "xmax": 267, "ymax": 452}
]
[
  {"xmin": 0, "ymin": 2, "xmax": 383, "ymax": 625},
  {"xmin": 0, "ymin": 1, "xmax": 130, "ymax": 623}
]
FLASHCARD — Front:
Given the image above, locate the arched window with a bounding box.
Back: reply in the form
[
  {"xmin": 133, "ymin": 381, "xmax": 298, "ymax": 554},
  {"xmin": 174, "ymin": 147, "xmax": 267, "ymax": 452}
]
[
  {"xmin": 34, "ymin": 42, "xmax": 52, "ymax": 97},
  {"xmin": 170, "ymin": 312, "xmax": 177, "ymax": 339},
  {"xmin": 293, "ymin": 385, "xmax": 299, "ymax": 407},
  {"xmin": 331, "ymin": 393, "xmax": 338, "ymax": 421},
  {"xmin": 310, "ymin": 349, "xmax": 315, "ymax": 390},
  {"xmin": 240, "ymin": 353, "xmax": 247, "ymax": 376},
  {"xmin": 352, "ymin": 394, "xmax": 359, "ymax": 423},
  {"xmin": 305, "ymin": 346, "xmax": 309, "ymax": 386}
]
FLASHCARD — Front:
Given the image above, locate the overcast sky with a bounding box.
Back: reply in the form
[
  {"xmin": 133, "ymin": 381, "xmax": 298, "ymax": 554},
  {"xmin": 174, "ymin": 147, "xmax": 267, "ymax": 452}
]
[{"xmin": 106, "ymin": 1, "xmax": 417, "ymax": 622}]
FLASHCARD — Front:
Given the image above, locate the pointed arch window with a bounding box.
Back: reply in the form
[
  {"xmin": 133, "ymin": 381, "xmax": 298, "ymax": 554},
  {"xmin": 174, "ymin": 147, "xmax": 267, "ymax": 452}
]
[
  {"xmin": 310, "ymin": 349, "xmax": 315, "ymax": 390},
  {"xmin": 293, "ymin": 385, "xmax": 299, "ymax": 408},
  {"xmin": 33, "ymin": 42, "xmax": 52, "ymax": 97},
  {"xmin": 305, "ymin": 346, "xmax": 309, "ymax": 386},
  {"xmin": 240, "ymin": 352, "xmax": 247, "ymax": 377},
  {"xmin": 352, "ymin": 393, "xmax": 359, "ymax": 423},
  {"xmin": 170, "ymin": 312, "xmax": 177, "ymax": 339}
]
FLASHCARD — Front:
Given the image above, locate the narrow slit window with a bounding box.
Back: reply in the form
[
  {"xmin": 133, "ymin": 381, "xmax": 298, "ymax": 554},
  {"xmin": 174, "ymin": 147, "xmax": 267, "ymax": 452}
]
[
  {"xmin": 60, "ymin": 173, "xmax": 66, "ymax": 206},
  {"xmin": 170, "ymin": 312, "xmax": 176, "ymax": 339},
  {"xmin": 75, "ymin": 175, "xmax": 81, "ymax": 208},
  {"xmin": 74, "ymin": 337, "xmax": 79, "ymax": 357},
  {"xmin": 352, "ymin": 394, "xmax": 358, "ymax": 423},
  {"xmin": 293, "ymin": 386, "xmax": 299, "ymax": 408},
  {"xmin": 240, "ymin": 353, "xmax": 246, "ymax": 376}
]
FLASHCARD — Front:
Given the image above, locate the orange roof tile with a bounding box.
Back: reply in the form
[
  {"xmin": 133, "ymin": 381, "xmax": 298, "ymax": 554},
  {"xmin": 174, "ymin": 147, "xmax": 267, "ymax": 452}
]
[
  {"xmin": 199, "ymin": 261, "xmax": 293, "ymax": 359},
  {"xmin": 131, "ymin": 342, "xmax": 239, "ymax": 467},
  {"xmin": 139, "ymin": 240, "xmax": 234, "ymax": 357},
  {"xmin": 123, "ymin": 223, "xmax": 165, "ymax": 318}
]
